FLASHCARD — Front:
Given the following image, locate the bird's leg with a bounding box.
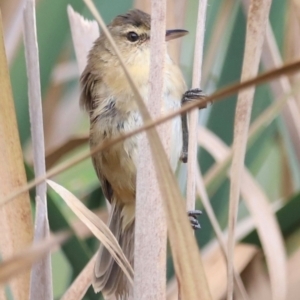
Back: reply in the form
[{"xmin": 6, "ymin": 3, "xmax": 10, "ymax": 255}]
[
  {"xmin": 188, "ymin": 209, "xmax": 202, "ymax": 230},
  {"xmin": 180, "ymin": 88, "xmax": 207, "ymax": 163}
]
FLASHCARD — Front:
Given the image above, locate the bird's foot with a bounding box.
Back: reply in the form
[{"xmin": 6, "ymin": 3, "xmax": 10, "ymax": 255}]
[
  {"xmin": 182, "ymin": 88, "xmax": 207, "ymax": 109},
  {"xmin": 188, "ymin": 210, "xmax": 202, "ymax": 230}
]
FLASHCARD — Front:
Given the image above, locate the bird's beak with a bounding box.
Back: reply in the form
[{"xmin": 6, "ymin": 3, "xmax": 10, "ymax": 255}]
[{"xmin": 165, "ymin": 29, "xmax": 188, "ymax": 41}]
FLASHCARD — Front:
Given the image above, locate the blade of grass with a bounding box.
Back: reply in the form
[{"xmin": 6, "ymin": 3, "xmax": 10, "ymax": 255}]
[
  {"xmin": 186, "ymin": 0, "xmax": 207, "ymax": 212},
  {"xmin": 47, "ymin": 180, "xmax": 134, "ymax": 285},
  {"xmin": 227, "ymin": 1, "xmax": 272, "ymax": 298},
  {"xmin": 22, "ymin": 1, "xmax": 52, "ymax": 298},
  {"xmin": 0, "ymin": 11, "xmax": 33, "ymax": 300},
  {"xmin": 134, "ymin": 0, "xmax": 168, "ymax": 298},
  {"xmin": 3, "ymin": 58, "xmax": 300, "ymax": 207}
]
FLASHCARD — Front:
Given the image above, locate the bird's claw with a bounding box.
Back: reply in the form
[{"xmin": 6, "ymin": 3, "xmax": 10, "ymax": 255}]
[
  {"xmin": 188, "ymin": 210, "xmax": 202, "ymax": 230},
  {"xmin": 182, "ymin": 88, "xmax": 207, "ymax": 109}
]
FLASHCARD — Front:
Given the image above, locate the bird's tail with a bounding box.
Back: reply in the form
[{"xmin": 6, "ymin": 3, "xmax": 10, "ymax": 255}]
[{"xmin": 93, "ymin": 202, "xmax": 134, "ymax": 299}]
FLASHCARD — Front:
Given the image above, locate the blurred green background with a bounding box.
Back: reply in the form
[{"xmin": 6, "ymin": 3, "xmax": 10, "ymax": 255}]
[{"xmin": 1, "ymin": 0, "xmax": 300, "ymax": 298}]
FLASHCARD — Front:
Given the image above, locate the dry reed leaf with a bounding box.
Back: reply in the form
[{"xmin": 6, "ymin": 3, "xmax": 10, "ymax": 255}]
[
  {"xmin": 0, "ymin": 11, "xmax": 33, "ymax": 300},
  {"xmin": 262, "ymin": 22, "xmax": 300, "ymax": 159},
  {"xmin": 167, "ymin": 244, "xmax": 258, "ymax": 300},
  {"xmin": 165, "ymin": 0, "xmax": 188, "ymax": 63},
  {"xmin": 134, "ymin": 0, "xmax": 188, "ymax": 62},
  {"xmin": 47, "ymin": 180, "xmax": 134, "ymax": 285},
  {"xmin": 199, "ymin": 126, "xmax": 286, "ymax": 300},
  {"xmin": 227, "ymin": 1, "xmax": 272, "ymax": 299},
  {"xmin": 22, "ymin": 1, "xmax": 53, "ymax": 298},
  {"xmin": 186, "ymin": 0, "xmax": 207, "ymax": 212},
  {"xmin": 67, "ymin": 5, "xmax": 99, "ymax": 74},
  {"xmin": 134, "ymin": 1, "xmax": 168, "ymax": 298},
  {"xmin": 61, "ymin": 254, "xmax": 96, "ymax": 300},
  {"xmin": 3, "ymin": 57, "xmax": 300, "ymax": 207},
  {"xmin": 285, "ymin": 1, "xmax": 300, "ymax": 108},
  {"xmin": 0, "ymin": 231, "xmax": 70, "ymax": 286},
  {"xmin": 71, "ymin": 207, "xmax": 108, "ymax": 239}
]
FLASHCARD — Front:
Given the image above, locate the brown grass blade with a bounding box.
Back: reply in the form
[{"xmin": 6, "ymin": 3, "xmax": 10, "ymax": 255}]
[
  {"xmin": 3, "ymin": 58, "xmax": 300, "ymax": 207},
  {"xmin": 22, "ymin": 1, "xmax": 53, "ymax": 298},
  {"xmin": 134, "ymin": 0, "xmax": 168, "ymax": 298},
  {"xmin": 61, "ymin": 254, "xmax": 96, "ymax": 300},
  {"xmin": 47, "ymin": 180, "xmax": 134, "ymax": 285},
  {"xmin": 199, "ymin": 126, "xmax": 286, "ymax": 300},
  {"xmin": 0, "ymin": 231, "xmax": 70, "ymax": 286},
  {"xmin": 186, "ymin": 0, "xmax": 207, "ymax": 212},
  {"xmin": 0, "ymin": 11, "xmax": 33, "ymax": 300},
  {"xmin": 227, "ymin": 1, "xmax": 272, "ymax": 299}
]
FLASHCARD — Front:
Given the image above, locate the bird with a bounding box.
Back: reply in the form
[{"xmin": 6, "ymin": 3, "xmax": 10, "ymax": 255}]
[{"xmin": 80, "ymin": 8, "xmax": 204, "ymax": 299}]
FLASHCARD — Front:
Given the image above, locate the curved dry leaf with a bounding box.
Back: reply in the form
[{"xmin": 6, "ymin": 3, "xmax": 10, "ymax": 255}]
[
  {"xmin": 47, "ymin": 180, "xmax": 134, "ymax": 285},
  {"xmin": 199, "ymin": 126, "xmax": 287, "ymax": 300}
]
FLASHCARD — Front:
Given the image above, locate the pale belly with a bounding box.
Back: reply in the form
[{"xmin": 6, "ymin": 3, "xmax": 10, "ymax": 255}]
[{"xmin": 90, "ymin": 95, "xmax": 182, "ymax": 205}]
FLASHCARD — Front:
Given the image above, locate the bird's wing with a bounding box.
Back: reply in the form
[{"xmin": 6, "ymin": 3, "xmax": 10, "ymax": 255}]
[{"xmin": 92, "ymin": 155, "xmax": 113, "ymax": 203}]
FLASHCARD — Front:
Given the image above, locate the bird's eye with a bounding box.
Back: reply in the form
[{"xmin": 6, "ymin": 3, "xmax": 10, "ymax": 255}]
[{"xmin": 127, "ymin": 31, "xmax": 139, "ymax": 42}]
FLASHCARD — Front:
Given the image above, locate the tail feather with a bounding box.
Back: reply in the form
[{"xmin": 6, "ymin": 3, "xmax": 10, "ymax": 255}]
[{"xmin": 93, "ymin": 202, "xmax": 134, "ymax": 299}]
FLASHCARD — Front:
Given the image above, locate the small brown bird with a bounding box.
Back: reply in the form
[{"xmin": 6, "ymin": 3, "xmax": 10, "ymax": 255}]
[{"xmin": 80, "ymin": 9, "xmax": 204, "ymax": 299}]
